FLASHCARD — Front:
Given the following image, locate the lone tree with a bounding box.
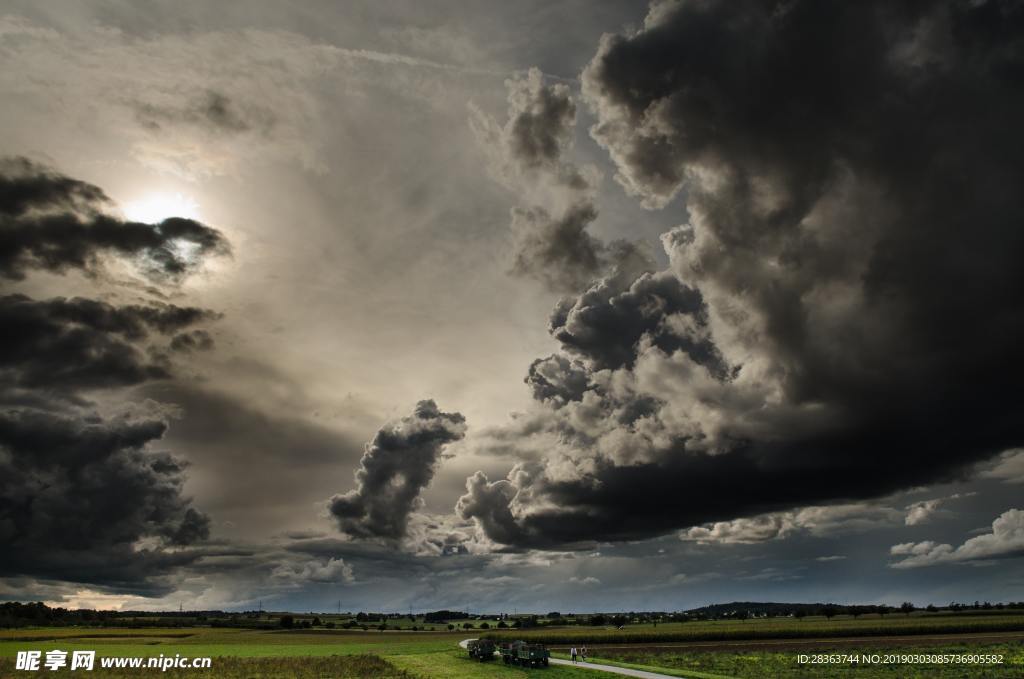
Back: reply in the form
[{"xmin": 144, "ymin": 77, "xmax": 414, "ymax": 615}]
[
  {"xmin": 900, "ymin": 602, "xmax": 915, "ymax": 617},
  {"xmin": 279, "ymin": 615, "xmax": 294, "ymax": 629}
]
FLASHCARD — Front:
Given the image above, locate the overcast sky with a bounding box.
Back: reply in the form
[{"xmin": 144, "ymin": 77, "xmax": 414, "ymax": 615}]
[{"xmin": 2, "ymin": 0, "xmax": 1023, "ymax": 613}]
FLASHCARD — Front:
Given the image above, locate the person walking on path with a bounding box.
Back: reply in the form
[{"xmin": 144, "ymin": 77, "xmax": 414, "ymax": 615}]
[
  {"xmin": 581, "ymin": 646, "xmax": 588, "ymax": 662},
  {"xmin": 570, "ymin": 647, "xmax": 577, "ymax": 663}
]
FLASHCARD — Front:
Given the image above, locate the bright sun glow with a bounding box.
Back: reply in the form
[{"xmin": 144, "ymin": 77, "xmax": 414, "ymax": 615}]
[{"xmin": 122, "ymin": 192, "xmax": 201, "ymax": 224}]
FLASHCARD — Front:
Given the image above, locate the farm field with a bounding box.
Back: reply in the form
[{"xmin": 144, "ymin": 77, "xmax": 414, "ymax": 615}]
[
  {"xmin": 484, "ymin": 612, "xmax": 1024, "ymax": 645},
  {"xmin": 584, "ymin": 640, "xmax": 1024, "ymax": 678},
  {"xmin": 3, "ymin": 617, "xmax": 1024, "ymax": 678}
]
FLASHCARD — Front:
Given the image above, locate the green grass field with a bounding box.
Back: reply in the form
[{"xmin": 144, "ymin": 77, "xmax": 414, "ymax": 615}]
[
  {"xmin": 588, "ymin": 640, "xmax": 1024, "ymax": 678},
  {"xmin": 3, "ymin": 616, "xmax": 1024, "ymax": 678}
]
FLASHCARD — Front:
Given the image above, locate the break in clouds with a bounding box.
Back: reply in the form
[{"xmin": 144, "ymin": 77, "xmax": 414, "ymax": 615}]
[
  {"xmin": 455, "ymin": 0, "xmax": 1024, "ymax": 548},
  {"xmin": 0, "ymin": 158, "xmax": 227, "ymax": 593}
]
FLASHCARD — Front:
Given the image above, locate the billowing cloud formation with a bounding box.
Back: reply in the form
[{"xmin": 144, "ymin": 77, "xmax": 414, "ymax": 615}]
[
  {"xmin": 682, "ymin": 504, "xmax": 902, "ymax": 544},
  {"xmin": 0, "ymin": 408, "xmax": 209, "ymax": 594},
  {"xmin": 890, "ymin": 509, "xmax": 1024, "ymax": 568},
  {"xmin": 0, "ymin": 161, "xmax": 222, "ymax": 592},
  {"xmin": 0, "ymin": 157, "xmax": 229, "ymax": 281},
  {"xmin": 472, "ymin": 69, "xmax": 651, "ymax": 293},
  {"xmin": 460, "ymin": 0, "xmax": 1024, "ymax": 549},
  {"xmin": 330, "ymin": 400, "xmax": 466, "ymax": 540},
  {"xmin": 904, "ymin": 493, "xmax": 974, "ymax": 526},
  {"xmin": 0, "ymin": 294, "xmax": 218, "ymax": 391},
  {"xmin": 549, "ymin": 269, "xmax": 726, "ymax": 373},
  {"xmin": 980, "ymin": 449, "xmax": 1024, "ymax": 484}
]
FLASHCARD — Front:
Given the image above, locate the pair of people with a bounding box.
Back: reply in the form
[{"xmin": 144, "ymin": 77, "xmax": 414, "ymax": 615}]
[{"xmin": 569, "ymin": 646, "xmax": 588, "ymax": 663}]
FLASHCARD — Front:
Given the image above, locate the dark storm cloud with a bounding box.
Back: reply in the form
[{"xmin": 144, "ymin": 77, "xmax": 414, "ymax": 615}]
[
  {"xmin": 0, "ymin": 161, "xmax": 222, "ymax": 593},
  {"xmin": 510, "ymin": 202, "xmax": 654, "ymax": 294},
  {"xmin": 509, "ymin": 203, "xmax": 603, "ymax": 292},
  {"xmin": 169, "ymin": 329, "xmax": 214, "ymax": 353},
  {"xmin": 0, "ymin": 157, "xmax": 230, "ymax": 281},
  {"xmin": 460, "ymin": 0, "xmax": 1024, "ymax": 549},
  {"xmin": 549, "ymin": 269, "xmax": 726, "ymax": 374},
  {"xmin": 524, "ymin": 354, "xmax": 591, "ymax": 406},
  {"xmin": 134, "ymin": 90, "xmax": 275, "ymax": 135},
  {"xmin": 472, "ymin": 69, "xmax": 653, "ymax": 293},
  {"xmin": 329, "ymin": 400, "xmax": 466, "ymax": 540},
  {"xmin": 505, "ymin": 71, "xmax": 577, "ymax": 173},
  {"xmin": 0, "ymin": 294, "xmax": 218, "ymax": 391},
  {"xmin": 0, "ymin": 407, "xmax": 209, "ymax": 594}
]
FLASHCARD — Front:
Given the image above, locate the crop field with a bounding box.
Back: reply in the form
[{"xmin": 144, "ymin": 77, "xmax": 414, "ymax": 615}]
[
  {"xmin": 3, "ymin": 617, "xmax": 1024, "ymax": 678},
  {"xmin": 484, "ymin": 612, "xmax": 1024, "ymax": 645},
  {"xmin": 583, "ymin": 640, "xmax": 1024, "ymax": 678}
]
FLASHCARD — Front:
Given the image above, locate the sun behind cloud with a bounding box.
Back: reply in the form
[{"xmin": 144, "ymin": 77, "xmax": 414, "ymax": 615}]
[{"xmin": 122, "ymin": 192, "xmax": 201, "ymax": 224}]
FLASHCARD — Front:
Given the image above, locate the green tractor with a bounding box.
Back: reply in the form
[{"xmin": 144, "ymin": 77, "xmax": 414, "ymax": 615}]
[
  {"xmin": 499, "ymin": 640, "xmax": 550, "ymax": 667},
  {"xmin": 466, "ymin": 638, "xmax": 496, "ymax": 661}
]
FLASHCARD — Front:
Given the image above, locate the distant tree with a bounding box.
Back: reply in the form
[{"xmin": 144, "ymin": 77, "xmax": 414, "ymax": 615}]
[
  {"xmin": 312, "ymin": 617, "xmax": 322, "ymax": 626},
  {"xmin": 590, "ymin": 614, "xmax": 607, "ymax": 626},
  {"xmin": 497, "ymin": 621, "xmax": 508, "ymax": 629},
  {"xmin": 793, "ymin": 610, "xmax": 806, "ymax": 621},
  {"xmin": 822, "ymin": 606, "xmax": 839, "ymax": 620},
  {"xmin": 279, "ymin": 615, "xmax": 294, "ymax": 629},
  {"xmin": 462, "ymin": 622, "xmax": 473, "ymax": 630},
  {"xmin": 300, "ymin": 620, "xmax": 312, "ymax": 629},
  {"xmin": 479, "ymin": 622, "xmax": 489, "ymax": 629},
  {"xmin": 325, "ymin": 621, "xmax": 335, "ymax": 629},
  {"xmin": 900, "ymin": 602, "xmax": 915, "ymax": 617},
  {"xmin": 377, "ymin": 623, "xmax": 387, "ymax": 632},
  {"xmin": 877, "ymin": 606, "xmax": 889, "ymax": 618},
  {"xmin": 447, "ymin": 624, "xmax": 455, "ymax": 631},
  {"xmin": 925, "ymin": 604, "xmax": 937, "ymax": 613}
]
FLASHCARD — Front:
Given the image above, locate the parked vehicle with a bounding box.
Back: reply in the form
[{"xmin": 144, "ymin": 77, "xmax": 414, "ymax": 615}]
[
  {"xmin": 498, "ymin": 640, "xmax": 550, "ymax": 667},
  {"xmin": 466, "ymin": 638, "xmax": 496, "ymax": 661}
]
